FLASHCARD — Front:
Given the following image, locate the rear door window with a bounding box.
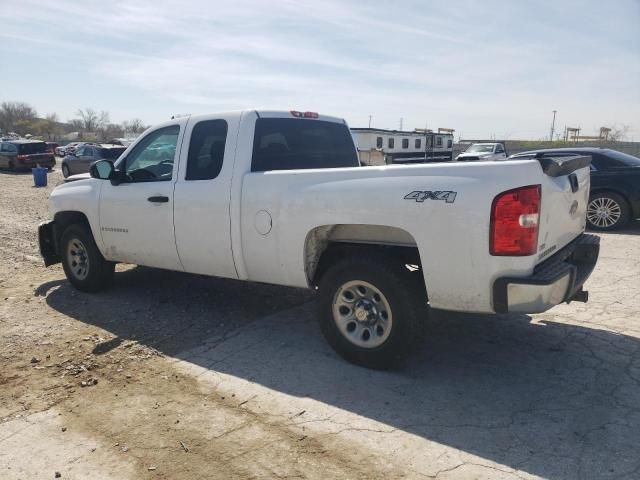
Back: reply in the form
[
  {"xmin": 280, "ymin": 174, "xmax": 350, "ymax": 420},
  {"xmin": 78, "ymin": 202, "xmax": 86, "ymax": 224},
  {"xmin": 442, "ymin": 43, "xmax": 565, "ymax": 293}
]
[
  {"xmin": 251, "ymin": 118, "xmax": 358, "ymax": 171},
  {"xmin": 186, "ymin": 120, "xmax": 228, "ymax": 180}
]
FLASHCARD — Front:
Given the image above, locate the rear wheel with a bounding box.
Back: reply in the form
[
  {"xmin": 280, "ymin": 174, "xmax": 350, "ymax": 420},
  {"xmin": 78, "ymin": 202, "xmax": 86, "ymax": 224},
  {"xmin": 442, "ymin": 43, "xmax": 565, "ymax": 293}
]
[
  {"xmin": 60, "ymin": 224, "xmax": 114, "ymax": 292},
  {"xmin": 8, "ymin": 161, "xmax": 14, "ymax": 171},
  {"xmin": 61, "ymin": 164, "xmax": 70, "ymax": 178},
  {"xmin": 587, "ymin": 192, "xmax": 630, "ymax": 231},
  {"xmin": 317, "ymin": 253, "xmax": 428, "ymax": 369}
]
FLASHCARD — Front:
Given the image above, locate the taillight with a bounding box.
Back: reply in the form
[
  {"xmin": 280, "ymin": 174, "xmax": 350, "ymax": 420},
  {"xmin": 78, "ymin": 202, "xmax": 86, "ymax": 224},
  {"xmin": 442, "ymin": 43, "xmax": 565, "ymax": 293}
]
[
  {"xmin": 17, "ymin": 155, "xmax": 28, "ymax": 161},
  {"xmin": 490, "ymin": 185, "xmax": 540, "ymax": 256},
  {"xmin": 290, "ymin": 110, "xmax": 319, "ymax": 119}
]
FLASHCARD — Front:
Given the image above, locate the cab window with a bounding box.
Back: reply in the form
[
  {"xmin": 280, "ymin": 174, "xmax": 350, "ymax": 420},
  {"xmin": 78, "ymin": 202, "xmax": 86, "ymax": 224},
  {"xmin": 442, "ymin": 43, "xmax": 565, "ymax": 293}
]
[
  {"xmin": 251, "ymin": 118, "xmax": 358, "ymax": 171},
  {"xmin": 186, "ymin": 120, "xmax": 228, "ymax": 180},
  {"xmin": 123, "ymin": 125, "xmax": 180, "ymax": 182}
]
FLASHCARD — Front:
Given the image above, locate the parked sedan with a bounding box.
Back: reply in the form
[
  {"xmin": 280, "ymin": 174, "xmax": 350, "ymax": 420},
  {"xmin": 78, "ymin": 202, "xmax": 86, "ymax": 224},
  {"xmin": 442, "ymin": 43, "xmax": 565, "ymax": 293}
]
[
  {"xmin": 61, "ymin": 144, "xmax": 126, "ymax": 177},
  {"xmin": 510, "ymin": 147, "xmax": 640, "ymax": 231},
  {"xmin": 0, "ymin": 140, "xmax": 56, "ymax": 170}
]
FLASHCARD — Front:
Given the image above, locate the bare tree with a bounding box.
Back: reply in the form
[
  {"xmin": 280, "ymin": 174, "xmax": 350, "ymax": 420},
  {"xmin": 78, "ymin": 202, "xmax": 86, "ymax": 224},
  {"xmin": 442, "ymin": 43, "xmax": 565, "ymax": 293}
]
[
  {"xmin": 69, "ymin": 119, "xmax": 84, "ymax": 130},
  {"xmin": 607, "ymin": 125, "xmax": 631, "ymax": 142},
  {"xmin": 75, "ymin": 107, "xmax": 99, "ymax": 131},
  {"xmin": 75, "ymin": 108, "xmax": 109, "ymax": 132},
  {"xmin": 45, "ymin": 112, "xmax": 59, "ymax": 124},
  {"xmin": 122, "ymin": 118, "xmax": 146, "ymax": 136},
  {"xmin": 0, "ymin": 101, "xmax": 37, "ymax": 133}
]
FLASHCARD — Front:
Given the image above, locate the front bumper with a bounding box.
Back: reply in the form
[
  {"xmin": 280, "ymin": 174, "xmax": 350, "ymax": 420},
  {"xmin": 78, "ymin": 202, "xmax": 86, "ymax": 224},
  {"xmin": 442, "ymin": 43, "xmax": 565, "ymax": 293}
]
[
  {"xmin": 38, "ymin": 220, "xmax": 60, "ymax": 266},
  {"xmin": 493, "ymin": 233, "xmax": 600, "ymax": 314}
]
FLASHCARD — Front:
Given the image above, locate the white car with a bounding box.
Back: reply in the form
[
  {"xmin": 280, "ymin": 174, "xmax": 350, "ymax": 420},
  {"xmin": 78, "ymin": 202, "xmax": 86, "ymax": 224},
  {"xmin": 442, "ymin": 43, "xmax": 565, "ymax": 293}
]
[
  {"xmin": 38, "ymin": 109, "xmax": 599, "ymax": 368},
  {"xmin": 456, "ymin": 142, "xmax": 508, "ymax": 161}
]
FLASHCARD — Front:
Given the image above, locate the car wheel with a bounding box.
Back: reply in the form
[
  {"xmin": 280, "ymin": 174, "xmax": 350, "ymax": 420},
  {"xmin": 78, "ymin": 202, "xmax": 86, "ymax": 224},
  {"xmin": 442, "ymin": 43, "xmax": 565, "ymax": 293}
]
[
  {"xmin": 61, "ymin": 164, "xmax": 70, "ymax": 178},
  {"xmin": 60, "ymin": 224, "xmax": 114, "ymax": 292},
  {"xmin": 8, "ymin": 161, "xmax": 14, "ymax": 171},
  {"xmin": 317, "ymin": 252, "xmax": 428, "ymax": 369},
  {"xmin": 586, "ymin": 192, "xmax": 630, "ymax": 231}
]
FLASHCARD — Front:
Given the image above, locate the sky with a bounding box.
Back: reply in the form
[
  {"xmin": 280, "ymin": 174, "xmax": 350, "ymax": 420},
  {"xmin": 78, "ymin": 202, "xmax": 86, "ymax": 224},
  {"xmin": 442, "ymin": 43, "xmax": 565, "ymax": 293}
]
[{"xmin": 0, "ymin": 0, "xmax": 638, "ymax": 140}]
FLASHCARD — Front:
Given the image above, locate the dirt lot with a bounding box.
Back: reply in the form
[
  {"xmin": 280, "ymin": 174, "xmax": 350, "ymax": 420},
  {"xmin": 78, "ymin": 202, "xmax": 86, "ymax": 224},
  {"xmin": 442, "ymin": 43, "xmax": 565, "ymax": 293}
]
[{"xmin": 1, "ymin": 167, "xmax": 639, "ymax": 479}]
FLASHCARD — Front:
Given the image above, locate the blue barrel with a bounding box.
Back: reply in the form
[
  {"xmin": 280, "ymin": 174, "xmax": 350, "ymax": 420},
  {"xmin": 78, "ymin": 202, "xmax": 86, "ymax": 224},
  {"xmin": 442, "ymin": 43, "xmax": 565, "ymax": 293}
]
[{"xmin": 32, "ymin": 167, "xmax": 48, "ymax": 187}]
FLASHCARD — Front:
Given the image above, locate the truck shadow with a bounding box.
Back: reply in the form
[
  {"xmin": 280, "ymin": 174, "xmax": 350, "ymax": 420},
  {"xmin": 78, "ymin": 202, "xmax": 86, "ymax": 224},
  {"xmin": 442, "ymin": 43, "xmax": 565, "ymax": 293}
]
[{"xmin": 40, "ymin": 267, "xmax": 640, "ymax": 479}]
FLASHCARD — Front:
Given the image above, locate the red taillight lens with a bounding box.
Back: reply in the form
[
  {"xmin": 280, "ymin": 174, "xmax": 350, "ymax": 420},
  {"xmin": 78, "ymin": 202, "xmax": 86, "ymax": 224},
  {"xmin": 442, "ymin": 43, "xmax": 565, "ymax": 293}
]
[
  {"xmin": 303, "ymin": 111, "xmax": 319, "ymax": 118},
  {"xmin": 490, "ymin": 185, "xmax": 540, "ymax": 256},
  {"xmin": 17, "ymin": 155, "xmax": 28, "ymax": 161}
]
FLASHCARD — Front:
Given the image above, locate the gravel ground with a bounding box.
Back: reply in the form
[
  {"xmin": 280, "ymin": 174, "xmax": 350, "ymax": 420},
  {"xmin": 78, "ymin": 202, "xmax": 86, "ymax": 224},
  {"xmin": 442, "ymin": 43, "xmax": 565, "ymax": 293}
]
[{"xmin": 1, "ymin": 166, "xmax": 639, "ymax": 479}]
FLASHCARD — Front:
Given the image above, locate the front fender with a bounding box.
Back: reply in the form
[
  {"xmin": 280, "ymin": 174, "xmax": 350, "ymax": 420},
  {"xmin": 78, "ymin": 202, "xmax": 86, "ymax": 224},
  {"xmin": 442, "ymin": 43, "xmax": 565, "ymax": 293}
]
[{"xmin": 49, "ymin": 179, "xmax": 104, "ymax": 253}]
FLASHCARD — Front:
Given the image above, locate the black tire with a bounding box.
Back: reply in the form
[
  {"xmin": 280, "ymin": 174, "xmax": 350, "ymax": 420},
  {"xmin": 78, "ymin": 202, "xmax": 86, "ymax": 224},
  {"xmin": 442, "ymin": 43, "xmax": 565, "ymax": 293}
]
[
  {"xmin": 586, "ymin": 192, "xmax": 630, "ymax": 231},
  {"xmin": 317, "ymin": 252, "xmax": 428, "ymax": 369},
  {"xmin": 61, "ymin": 164, "xmax": 70, "ymax": 178},
  {"xmin": 60, "ymin": 224, "xmax": 114, "ymax": 292},
  {"xmin": 8, "ymin": 161, "xmax": 14, "ymax": 171}
]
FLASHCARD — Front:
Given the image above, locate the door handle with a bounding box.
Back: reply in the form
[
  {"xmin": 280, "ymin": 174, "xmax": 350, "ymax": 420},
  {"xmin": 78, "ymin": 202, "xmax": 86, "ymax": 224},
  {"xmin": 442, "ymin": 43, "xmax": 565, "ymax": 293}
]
[{"xmin": 147, "ymin": 196, "xmax": 169, "ymax": 203}]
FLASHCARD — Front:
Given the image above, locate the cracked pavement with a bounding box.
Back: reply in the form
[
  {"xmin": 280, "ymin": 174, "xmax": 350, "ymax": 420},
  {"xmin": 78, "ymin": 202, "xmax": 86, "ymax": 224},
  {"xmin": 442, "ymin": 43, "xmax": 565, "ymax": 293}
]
[{"xmin": 1, "ymin": 169, "xmax": 639, "ymax": 479}]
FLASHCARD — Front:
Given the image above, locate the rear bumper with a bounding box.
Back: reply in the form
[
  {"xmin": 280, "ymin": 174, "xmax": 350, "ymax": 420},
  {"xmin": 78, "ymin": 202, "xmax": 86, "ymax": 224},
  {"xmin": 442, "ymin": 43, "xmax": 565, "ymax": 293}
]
[
  {"xmin": 493, "ymin": 233, "xmax": 600, "ymax": 314},
  {"xmin": 38, "ymin": 220, "xmax": 60, "ymax": 266}
]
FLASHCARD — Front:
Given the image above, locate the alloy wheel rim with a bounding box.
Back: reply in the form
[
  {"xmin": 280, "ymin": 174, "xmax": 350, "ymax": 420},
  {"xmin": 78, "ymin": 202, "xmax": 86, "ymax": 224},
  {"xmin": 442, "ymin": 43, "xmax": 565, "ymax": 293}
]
[
  {"xmin": 332, "ymin": 280, "xmax": 392, "ymax": 348},
  {"xmin": 587, "ymin": 197, "xmax": 621, "ymax": 228},
  {"xmin": 67, "ymin": 238, "xmax": 90, "ymax": 280}
]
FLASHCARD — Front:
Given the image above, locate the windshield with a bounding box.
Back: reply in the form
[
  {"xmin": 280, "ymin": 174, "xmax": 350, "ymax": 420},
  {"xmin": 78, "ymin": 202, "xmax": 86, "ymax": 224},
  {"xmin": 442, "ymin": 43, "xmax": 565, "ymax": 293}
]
[
  {"xmin": 17, "ymin": 142, "xmax": 47, "ymax": 154},
  {"xmin": 466, "ymin": 144, "xmax": 495, "ymax": 153},
  {"xmin": 601, "ymin": 150, "xmax": 640, "ymax": 167}
]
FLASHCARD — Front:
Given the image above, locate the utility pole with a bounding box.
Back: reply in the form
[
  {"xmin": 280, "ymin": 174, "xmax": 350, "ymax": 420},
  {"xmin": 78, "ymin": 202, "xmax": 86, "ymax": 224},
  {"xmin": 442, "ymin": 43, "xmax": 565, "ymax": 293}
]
[
  {"xmin": 368, "ymin": 115, "xmax": 372, "ymax": 128},
  {"xmin": 550, "ymin": 110, "xmax": 557, "ymax": 141}
]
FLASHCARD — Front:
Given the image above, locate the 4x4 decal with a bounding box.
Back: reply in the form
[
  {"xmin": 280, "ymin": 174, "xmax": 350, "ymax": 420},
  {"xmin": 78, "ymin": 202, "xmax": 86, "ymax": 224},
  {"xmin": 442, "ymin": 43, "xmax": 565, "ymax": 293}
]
[{"xmin": 404, "ymin": 190, "xmax": 457, "ymax": 204}]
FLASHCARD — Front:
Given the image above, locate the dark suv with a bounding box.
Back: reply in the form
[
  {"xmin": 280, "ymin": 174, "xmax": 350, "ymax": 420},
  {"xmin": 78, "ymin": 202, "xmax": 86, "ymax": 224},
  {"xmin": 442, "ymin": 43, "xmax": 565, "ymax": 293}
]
[
  {"xmin": 0, "ymin": 140, "xmax": 56, "ymax": 171},
  {"xmin": 510, "ymin": 147, "xmax": 640, "ymax": 231},
  {"xmin": 61, "ymin": 144, "xmax": 127, "ymax": 177}
]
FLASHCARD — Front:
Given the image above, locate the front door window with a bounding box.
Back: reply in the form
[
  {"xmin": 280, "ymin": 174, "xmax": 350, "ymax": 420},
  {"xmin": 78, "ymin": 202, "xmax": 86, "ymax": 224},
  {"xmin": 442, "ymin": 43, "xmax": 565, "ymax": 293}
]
[{"xmin": 122, "ymin": 126, "xmax": 180, "ymax": 182}]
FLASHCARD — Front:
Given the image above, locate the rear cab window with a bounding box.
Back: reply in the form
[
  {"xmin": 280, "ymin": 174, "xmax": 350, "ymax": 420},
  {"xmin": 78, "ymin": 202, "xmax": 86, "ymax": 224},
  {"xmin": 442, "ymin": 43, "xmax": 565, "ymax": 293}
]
[{"xmin": 251, "ymin": 118, "xmax": 358, "ymax": 172}]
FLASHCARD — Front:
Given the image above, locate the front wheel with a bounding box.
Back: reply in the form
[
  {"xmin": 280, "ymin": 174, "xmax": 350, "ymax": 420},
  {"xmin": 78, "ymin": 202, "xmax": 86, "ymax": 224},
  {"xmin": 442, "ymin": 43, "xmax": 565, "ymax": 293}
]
[
  {"xmin": 60, "ymin": 224, "xmax": 114, "ymax": 292},
  {"xmin": 61, "ymin": 164, "xmax": 70, "ymax": 178},
  {"xmin": 317, "ymin": 253, "xmax": 428, "ymax": 369},
  {"xmin": 586, "ymin": 192, "xmax": 630, "ymax": 231}
]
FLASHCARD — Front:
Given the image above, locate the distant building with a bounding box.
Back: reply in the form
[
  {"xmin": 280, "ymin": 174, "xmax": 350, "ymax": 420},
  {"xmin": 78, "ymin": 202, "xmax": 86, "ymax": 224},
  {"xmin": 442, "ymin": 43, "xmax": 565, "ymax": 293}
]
[{"xmin": 351, "ymin": 128, "xmax": 454, "ymax": 166}]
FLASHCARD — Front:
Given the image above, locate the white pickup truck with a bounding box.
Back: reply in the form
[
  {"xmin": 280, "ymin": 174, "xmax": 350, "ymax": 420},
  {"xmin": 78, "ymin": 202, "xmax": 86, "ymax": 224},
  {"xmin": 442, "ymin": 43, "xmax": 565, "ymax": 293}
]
[
  {"xmin": 39, "ymin": 110, "xmax": 599, "ymax": 368},
  {"xmin": 456, "ymin": 142, "xmax": 508, "ymax": 161}
]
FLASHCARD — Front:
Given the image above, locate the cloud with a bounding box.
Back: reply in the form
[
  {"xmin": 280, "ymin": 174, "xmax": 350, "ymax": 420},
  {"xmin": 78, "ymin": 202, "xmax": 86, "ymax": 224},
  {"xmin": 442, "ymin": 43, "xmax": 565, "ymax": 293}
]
[{"xmin": 1, "ymin": 0, "xmax": 638, "ymax": 138}]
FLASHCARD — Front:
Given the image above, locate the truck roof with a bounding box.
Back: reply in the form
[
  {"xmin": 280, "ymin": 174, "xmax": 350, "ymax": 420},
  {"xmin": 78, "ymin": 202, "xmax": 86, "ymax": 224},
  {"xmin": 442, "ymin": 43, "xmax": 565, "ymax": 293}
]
[{"xmin": 170, "ymin": 110, "xmax": 347, "ymax": 126}]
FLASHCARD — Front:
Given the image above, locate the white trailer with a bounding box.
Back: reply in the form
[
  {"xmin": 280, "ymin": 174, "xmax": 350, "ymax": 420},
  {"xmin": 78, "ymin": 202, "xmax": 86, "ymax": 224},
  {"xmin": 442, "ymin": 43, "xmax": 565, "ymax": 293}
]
[{"xmin": 351, "ymin": 128, "xmax": 454, "ymax": 166}]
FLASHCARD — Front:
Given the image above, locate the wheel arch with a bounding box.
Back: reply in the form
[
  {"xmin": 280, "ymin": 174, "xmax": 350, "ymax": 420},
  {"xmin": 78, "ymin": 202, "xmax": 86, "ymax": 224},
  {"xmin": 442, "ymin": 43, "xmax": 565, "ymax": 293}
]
[
  {"xmin": 589, "ymin": 187, "xmax": 631, "ymax": 204},
  {"xmin": 53, "ymin": 211, "xmax": 94, "ymax": 254},
  {"xmin": 304, "ymin": 224, "xmax": 426, "ymax": 290}
]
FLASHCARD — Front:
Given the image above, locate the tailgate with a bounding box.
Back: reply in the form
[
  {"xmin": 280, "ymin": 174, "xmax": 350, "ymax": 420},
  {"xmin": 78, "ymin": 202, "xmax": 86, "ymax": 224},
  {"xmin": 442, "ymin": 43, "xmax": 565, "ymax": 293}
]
[{"xmin": 536, "ymin": 155, "xmax": 591, "ymax": 263}]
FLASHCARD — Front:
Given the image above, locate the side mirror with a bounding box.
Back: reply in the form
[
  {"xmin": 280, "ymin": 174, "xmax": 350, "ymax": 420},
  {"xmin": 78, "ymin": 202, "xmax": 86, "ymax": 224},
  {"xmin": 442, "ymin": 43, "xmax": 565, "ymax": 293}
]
[{"xmin": 90, "ymin": 159, "xmax": 115, "ymax": 180}]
